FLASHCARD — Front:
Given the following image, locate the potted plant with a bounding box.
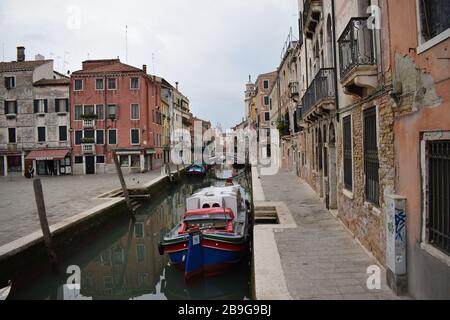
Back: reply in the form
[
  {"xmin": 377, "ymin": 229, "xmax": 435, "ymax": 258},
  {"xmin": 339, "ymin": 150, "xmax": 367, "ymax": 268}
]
[
  {"xmin": 81, "ymin": 137, "xmax": 95, "ymax": 144},
  {"xmin": 108, "ymin": 114, "xmax": 116, "ymax": 121},
  {"xmin": 81, "ymin": 113, "xmax": 96, "ymax": 120}
]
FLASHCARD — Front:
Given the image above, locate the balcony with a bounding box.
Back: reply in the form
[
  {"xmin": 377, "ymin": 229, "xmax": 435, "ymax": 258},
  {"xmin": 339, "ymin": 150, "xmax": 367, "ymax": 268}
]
[
  {"xmin": 288, "ymin": 81, "xmax": 299, "ymax": 99},
  {"xmin": 338, "ymin": 17, "xmax": 378, "ymax": 97},
  {"xmin": 81, "ymin": 144, "xmax": 96, "ymax": 154},
  {"xmin": 82, "ymin": 119, "xmax": 96, "ymax": 128},
  {"xmin": 303, "ymin": 0, "xmax": 323, "ymax": 40},
  {"xmin": 300, "ymin": 68, "xmax": 336, "ymax": 123}
]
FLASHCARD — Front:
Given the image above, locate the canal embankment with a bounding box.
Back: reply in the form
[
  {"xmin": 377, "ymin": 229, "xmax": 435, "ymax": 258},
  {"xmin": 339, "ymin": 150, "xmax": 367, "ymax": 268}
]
[
  {"xmin": 0, "ymin": 166, "xmax": 187, "ymax": 283},
  {"xmin": 255, "ymin": 169, "xmax": 404, "ymax": 300}
]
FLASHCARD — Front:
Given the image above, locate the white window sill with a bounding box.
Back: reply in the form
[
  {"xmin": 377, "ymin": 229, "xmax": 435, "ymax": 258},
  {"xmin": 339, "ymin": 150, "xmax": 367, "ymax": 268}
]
[
  {"xmin": 420, "ymin": 242, "xmax": 450, "ymax": 267},
  {"xmin": 417, "ymin": 28, "xmax": 450, "ymax": 54},
  {"xmin": 342, "ymin": 188, "xmax": 354, "ymax": 200},
  {"xmin": 364, "ymin": 201, "xmax": 381, "ymax": 216}
]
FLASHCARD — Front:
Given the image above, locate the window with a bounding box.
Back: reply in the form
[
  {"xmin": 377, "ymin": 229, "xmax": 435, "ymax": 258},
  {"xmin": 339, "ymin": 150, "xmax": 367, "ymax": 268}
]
[
  {"xmin": 74, "ymin": 156, "xmax": 83, "ymax": 164},
  {"xmin": 134, "ymin": 223, "xmax": 144, "ymax": 238},
  {"xmin": 120, "ymin": 155, "xmax": 129, "ymax": 167},
  {"xmin": 264, "ymin": 96, "xmax": 270, "ymax": 106},
  {"xmin": 96, "ymin": 129, "xmax": 104, "ymax": 145},
  {"xmin": 34, "ymin": 99, "xmax": 48, "ymax": 114},
  {"xmin": 364, "ymin": 107, "xmax": 379, "ymax": 206},
  {"xmin": 5, "ymin": 76, "xmax": 15, "ymax": 89},
  {"xmin": 107, "ymin": 104, "xmax": 117, "ymax": 119},
  {"xmin": 131, "ymin": 129, "xmax": 140, "ymax": 145},
  {"xmin": 263, "ymin": 80, "xmax": 269, "ymax": 89},
  {"xmin": 59, "ymin": 126, "xmax": 67, "ymax": 142},
  {"xmin": 419, "ymin": 0, "xmax": 450, "ymax": 42},
  {"xmin": 37, "ymin": 127, "xmax": 46, "ymax": 142},
  {"xmin": 96, "ymin": 105, "xmax": 105, "ymax": 120},
  {"xmin": 108, "ymin": 129, "xmax": 117, "ymax": 145},
  {"xmin": 426, "ymin": 139, "xmax": 450, "ymax": 255},
  {"xmin": 96, "ymin": 155, "xmax": 105, "ymax": 164},
  {"xmin": 343, "ymin": 116, "xmax": 353, "ymax": 191},
  {"xmin": 5, "ymin": 101, "xmax": 18, "ymax": 115},
  {"xmin": 265, "ymin": 112, "xmax": 270, "ymax": 121},
  {"xmin": 75, "ymin": 131, "xmax": 82, "ymax": 145},
  {"xmin": 74, "ymin": 105, "xmax": 82, "ymax": 120},
  {"xmin": 136, "ymin": 245, "xmax": 145, "ymax": 264},
  {"xmin": 95, "ymin": 78, "xmax": 104, "ymax": 90},
  {"xmin": 107, "ymin": 78, "xmax": 117, "ymax": 90},
  {"xmin": 83, "ymin": 105, "xmax": 95, "ymax": 116},
  {"xmin": 131, "ymin": 104, "xmax": 140, "ymax": 120},
  {"xmin": 74, "ymin": 79, "xmax": 83, "ymax": 91},
  {"xmin": 55, "ymin": 99, "xmax": 69, "ymax": 113},
  {"xmin": 130, "ymin": 77, "xmax": 140, "ymax": 90},
  {"xmin": 8, "ymin": 128, "xmax": 16, "ymax": 144}
]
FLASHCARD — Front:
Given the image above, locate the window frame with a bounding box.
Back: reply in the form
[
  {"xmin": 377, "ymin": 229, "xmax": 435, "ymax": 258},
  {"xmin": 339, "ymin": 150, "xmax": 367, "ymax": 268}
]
[
  {"xmin": 108, "ymin": 128, "xmax": 118, "ymax": 145},
  {"xmin": 130, "ymin": 128, "xmax": 140, "ymax": 145},
  {"xmin": 5, "ymin": 76, "xmax": 16, "ymax": 89},
  {"xmin": 95, "ymin": 78, "xmax": 105, "ymax": 91},
  {"xmin": 342, "ymin": 114, "xmax": 353, "ymax": 193},
  {"xmin": 5, "ymin": 100, "xmax": 18, "ymax": 115},
  {"xmin": 416, "ymin": 0, "xmax": 450, "ymax": 54},
  {"xmin": 263, "ymin": 80, "xmax": 269, "ymax": 89},
  {"xmin": 37, "ymin": 126, "xmax": 46, "ymax": 143},
  {"xmin": 8, "ymin": 127, "xmax": 16, "ymax": 144},
  {"xmin": 264, "ymin": 96, "xmax": 270, "ymax": 106},
  {"xmin": 130, "ymin": 77, "xmax": 140, "ymax": 90},
  {"xmin": 96, "ymin": 129, "xmax": 105, "ymax": 145},
  {"xmin": 107, "ymin": 78, "xmax": 117, "ymax": 91},
  {"xmin": 74, "ymin": 79, "xmax": 84, "ymax": 92},
  {"xmin": 58, "ymin": 125, "xmax": 68, "ymax": 142},
  {"xmin": 130, "ymin": 103, "xmax": 140, "ymax": 120}
]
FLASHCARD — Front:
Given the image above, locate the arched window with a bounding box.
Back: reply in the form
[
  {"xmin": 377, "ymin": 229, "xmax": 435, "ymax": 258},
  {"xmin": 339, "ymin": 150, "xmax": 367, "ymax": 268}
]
[{"xmin": 202, "ymin": 203, "xmax": 211, "ymax": 209}]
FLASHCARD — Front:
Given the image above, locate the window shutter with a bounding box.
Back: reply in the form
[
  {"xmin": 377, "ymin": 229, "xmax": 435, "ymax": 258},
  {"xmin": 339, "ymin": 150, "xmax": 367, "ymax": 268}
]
[
  {"xmin": 65, "ymin": 99, "xmax": 69, "ymax": 112},
  {"xmin": 44, "ymin": 99, "xmax": 48, "ymax": 113},
  {"xmin": 55, "ymin": 99, "xmax": 59, "ymax": 113},
  {"xmin": 14, "ymin": 101, "xmax": 18, "ymax": 114},
  {"xmin": 34, "ymin": 100, "xmax": 39, "ymax": 113},
  {"xmin": 4, "ymin": 77, "xmax": 9, "ymax": 89}
]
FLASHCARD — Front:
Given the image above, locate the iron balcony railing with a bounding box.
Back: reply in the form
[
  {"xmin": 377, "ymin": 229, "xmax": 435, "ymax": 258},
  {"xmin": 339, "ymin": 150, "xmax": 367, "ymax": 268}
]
[
  {"xmin": 338, "ymin": 17, "xmax": 376, "ymax": 79},
  {"xmin": 300, "ymin": 68, "xmax": 336, "ymax": 118}
]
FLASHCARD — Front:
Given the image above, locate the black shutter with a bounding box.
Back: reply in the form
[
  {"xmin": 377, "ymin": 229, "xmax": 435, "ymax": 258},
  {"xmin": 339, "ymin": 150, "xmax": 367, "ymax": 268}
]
[
  {"xmin": 65, "ymin": 99, "xmax": 69, "ymax": 112},
  {"xmin": 44, "ymin": 99, "xmax": 48, "ymax": 113},
  {"xmin": 34, "ymin": 100, "xmax": 39, "ymax": 113},
  {"xmin": 14, "ymin": 101, "xmax": 18, "ymax": 114},
  {"xmin": 55, "ymin": 99, "xmax": 59, "ymax": 113}
]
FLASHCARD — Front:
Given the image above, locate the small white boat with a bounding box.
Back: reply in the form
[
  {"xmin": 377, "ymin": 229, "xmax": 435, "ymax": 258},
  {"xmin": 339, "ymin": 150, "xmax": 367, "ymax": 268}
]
[{"xmin": 0, "ymin": 281, "xmax": 12, "ymax": 300}]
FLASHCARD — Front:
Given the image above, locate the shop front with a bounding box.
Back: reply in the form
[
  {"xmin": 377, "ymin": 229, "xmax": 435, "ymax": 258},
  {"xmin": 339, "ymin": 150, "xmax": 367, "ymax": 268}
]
[{"xmin": 25, "ymin": 149, "xmax": 72, "ymax": 176}]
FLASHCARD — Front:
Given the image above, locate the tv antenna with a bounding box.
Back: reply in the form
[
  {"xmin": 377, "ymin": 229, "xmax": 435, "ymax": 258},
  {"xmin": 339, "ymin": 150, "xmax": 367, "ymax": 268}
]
[{"xmin": 125, "ymin": 25, "xmax": 128, "ymax": 63}]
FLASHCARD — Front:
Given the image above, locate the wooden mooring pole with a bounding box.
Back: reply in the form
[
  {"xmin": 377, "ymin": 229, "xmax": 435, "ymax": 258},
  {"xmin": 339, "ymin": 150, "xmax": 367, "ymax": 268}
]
[
  {"xmin": 112, "ymin": 150, "xmax": 136, "ymax": 220},
  {"xmin": 33, "ymin": 179, "xmax": 58, "ymax": 266}
]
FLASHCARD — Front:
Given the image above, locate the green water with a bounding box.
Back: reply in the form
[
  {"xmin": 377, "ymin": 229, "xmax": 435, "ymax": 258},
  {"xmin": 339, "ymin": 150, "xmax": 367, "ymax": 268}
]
[{"xmin": 8, "ymin": 167, "xmax": 252, "ymax": 300}]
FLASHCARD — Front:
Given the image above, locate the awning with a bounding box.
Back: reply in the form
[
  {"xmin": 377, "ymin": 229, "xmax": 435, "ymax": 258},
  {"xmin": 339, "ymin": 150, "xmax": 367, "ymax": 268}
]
[{"xmin": 26, "ymin": 149, "xmax": 69, "ymax": 161}]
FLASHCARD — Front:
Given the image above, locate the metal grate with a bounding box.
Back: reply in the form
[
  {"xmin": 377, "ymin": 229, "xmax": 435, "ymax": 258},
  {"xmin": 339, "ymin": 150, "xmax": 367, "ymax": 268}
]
[
  {"xmin": 343, "ymin": 116, "xmax": 352, "ymax": 191},
  {"xmin": 427, "ymin": 140, "xmax": 450, "ymax": 255},
  {"xmin": 364, "ymin": 107, "xmax": 379, "ymax": 206}
]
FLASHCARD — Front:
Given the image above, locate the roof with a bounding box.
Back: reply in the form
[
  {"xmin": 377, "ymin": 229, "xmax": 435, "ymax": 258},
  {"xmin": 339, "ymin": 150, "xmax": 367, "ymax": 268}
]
[
  {"xmin": 72, "ymin": 60, "xmax": 144, "ymax": 75},
  {"xmin": 33, "ymin": 78, "xmax": 70, "ymax": 86},
  {"xmin": 0, "ymin": 60, "xmax": 51, "ymax": 73}
]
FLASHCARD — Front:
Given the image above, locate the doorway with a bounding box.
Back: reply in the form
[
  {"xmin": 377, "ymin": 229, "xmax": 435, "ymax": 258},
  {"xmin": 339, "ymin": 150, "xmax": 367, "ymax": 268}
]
[
  {"xmin": 328, "ymin": 123, "xmax": 338, "ymax": 209},
  {"xmin": 85, "ymin": 156, "xmax": 95, "ymax": 175}
]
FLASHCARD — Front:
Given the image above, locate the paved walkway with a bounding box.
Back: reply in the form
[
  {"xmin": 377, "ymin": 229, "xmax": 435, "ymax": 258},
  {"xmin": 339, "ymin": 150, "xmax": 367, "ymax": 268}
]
[
  {"xmin": 0, "ymin": 169, "xmax": 166, "ymax": 246},
  {"xmin": 260, "ymin": 170, "xmax": 400, "ymax": 300}
]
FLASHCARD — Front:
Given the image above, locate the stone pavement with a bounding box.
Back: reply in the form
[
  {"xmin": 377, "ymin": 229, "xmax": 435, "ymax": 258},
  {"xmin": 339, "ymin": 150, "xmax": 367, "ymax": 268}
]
[
  {"xmin": 259, "ymin": 169, "xmax": 401, "ymax": 300},
  {"xmin": 0, "ymin": 169, "xmax": 165, "ymax": 246}
]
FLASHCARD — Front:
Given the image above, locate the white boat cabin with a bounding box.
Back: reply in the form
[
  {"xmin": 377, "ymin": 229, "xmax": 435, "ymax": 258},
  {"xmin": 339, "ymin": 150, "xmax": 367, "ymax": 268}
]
[{"xmin": 186, "ymin": 186, "xmax": 241, "ymax": 215}]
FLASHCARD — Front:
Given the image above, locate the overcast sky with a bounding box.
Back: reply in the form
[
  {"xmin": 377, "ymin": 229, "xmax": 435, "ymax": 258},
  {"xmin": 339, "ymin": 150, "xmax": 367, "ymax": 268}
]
[{"xmin": 0, "ymin": 0, "xmax": 299, "ymax": 129}]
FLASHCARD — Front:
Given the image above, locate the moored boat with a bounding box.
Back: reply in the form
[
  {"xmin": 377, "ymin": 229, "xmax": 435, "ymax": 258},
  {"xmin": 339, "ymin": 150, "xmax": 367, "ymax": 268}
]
[
  {"xmin": 187, "ymin": 163, "xmax": 207, "ymax": 176},
  {"xmin": 158, "ymin": 185, "xmax": 249, "ymax": 280}
]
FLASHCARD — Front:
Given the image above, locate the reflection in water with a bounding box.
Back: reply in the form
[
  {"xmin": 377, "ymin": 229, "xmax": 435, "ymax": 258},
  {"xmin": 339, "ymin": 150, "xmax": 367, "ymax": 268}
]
[{"xmin": 9, "ymin": 166, "xmax": 251, "ymax": 300}]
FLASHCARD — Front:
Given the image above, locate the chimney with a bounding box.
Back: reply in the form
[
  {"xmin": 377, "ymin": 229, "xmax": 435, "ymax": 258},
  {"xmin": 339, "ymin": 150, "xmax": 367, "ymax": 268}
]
[
  {"xmin": 175, "ymin": 82, "xmax": 179, "ymax": 90},
  {"xmin": 17, "ymin": 46, "xmax": 25, "ymax": 62},
  {"xmin": 143, "ymin": 64, "xmax": 147, "ymax": 73}
]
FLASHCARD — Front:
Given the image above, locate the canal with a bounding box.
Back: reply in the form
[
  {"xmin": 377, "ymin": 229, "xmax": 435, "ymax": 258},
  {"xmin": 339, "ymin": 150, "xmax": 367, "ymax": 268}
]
[{"xmin": 8, "ymin": 166, "xmax": 252, "ymax": 300}]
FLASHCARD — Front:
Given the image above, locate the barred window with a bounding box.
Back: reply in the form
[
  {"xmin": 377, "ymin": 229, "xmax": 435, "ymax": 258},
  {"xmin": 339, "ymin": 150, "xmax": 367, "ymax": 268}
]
[
  {"xmin": 343, "ymin": 116, "xmax": 353, "ymax": 191},
  {"xmin": 364, "ymin": 107, "xmax": 379, "ymax": 206}
]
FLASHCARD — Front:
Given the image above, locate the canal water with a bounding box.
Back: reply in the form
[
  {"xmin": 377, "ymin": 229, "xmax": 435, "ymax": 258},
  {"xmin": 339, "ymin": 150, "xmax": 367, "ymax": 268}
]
[{"xmin": 8, "ymin": 166, "xmax": 252, "ymax": 300}]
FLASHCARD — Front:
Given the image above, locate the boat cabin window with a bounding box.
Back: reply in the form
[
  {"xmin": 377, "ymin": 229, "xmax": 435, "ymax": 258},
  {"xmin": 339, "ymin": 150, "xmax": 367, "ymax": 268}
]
[
  {"xmin": 212, "ymin": 203, "xmax": 220, "ymax": 208},
  {"xmin": 202, "ymin": 203, "xmax": 211, "ymax": 209}
]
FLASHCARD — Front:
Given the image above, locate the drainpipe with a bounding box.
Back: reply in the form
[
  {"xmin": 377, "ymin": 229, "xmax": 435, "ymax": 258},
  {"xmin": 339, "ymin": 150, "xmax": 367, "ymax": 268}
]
[
  {"xmin": 331, "ymin": 0, "xmax": 340, "ymax": 123},
  {"xmin": 104, "ymin": 75, "xmax": 108, "ymax": 170}
]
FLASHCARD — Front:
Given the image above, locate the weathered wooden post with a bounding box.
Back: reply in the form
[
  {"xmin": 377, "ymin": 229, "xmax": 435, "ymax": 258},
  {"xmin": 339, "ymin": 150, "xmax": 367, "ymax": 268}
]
[
  {"xmin": 112, "ymin": 150, "xmax": 135, "ymax": 220},
  {"xmin": 33, "ymin": 179, "xmax": 58, "ymax": 266}
]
